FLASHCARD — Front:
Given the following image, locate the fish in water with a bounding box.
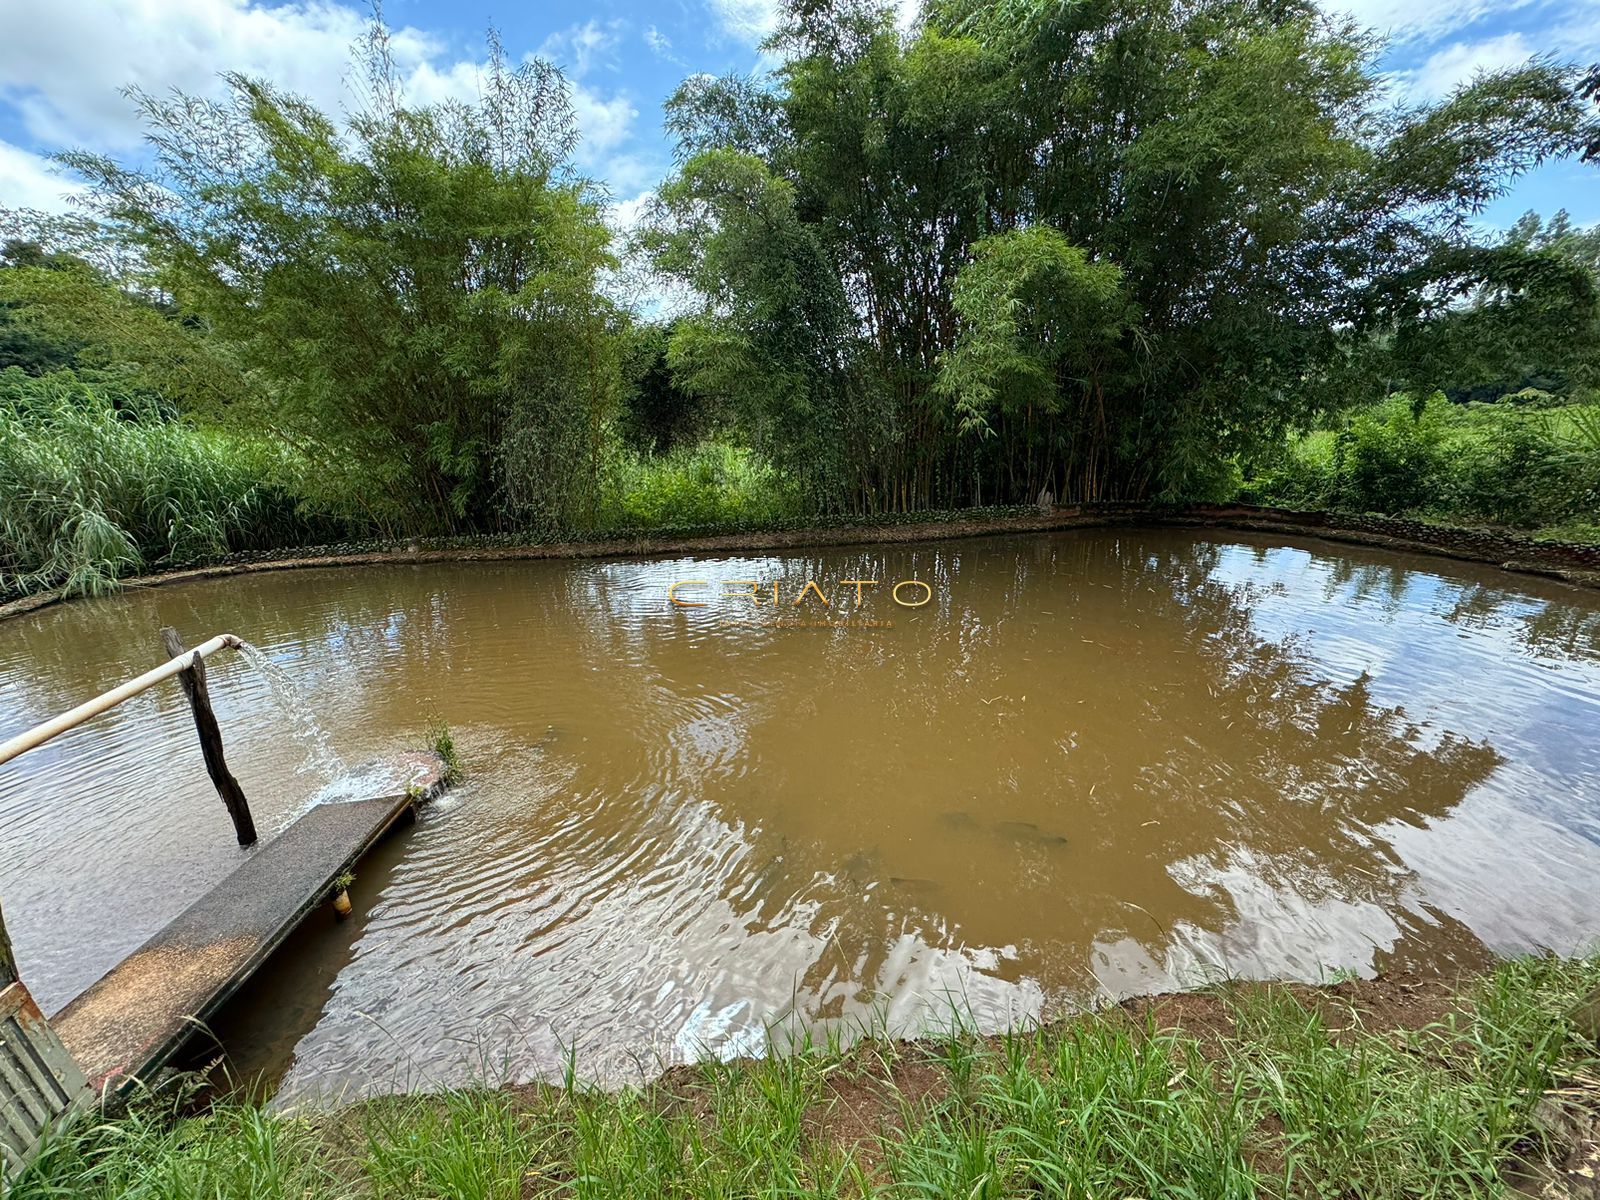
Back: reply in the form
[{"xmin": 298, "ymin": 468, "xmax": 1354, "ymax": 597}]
[
  {"xmin": 939, "ymin": 809, "xmax": 978, "ymax": 829},
  {"xmin": 993, "ymin": 820, "xmax": 1068, "ymax": 848},
  {"xmin": 889, "ymin": 876, "xmax": 942, "ymax": 895},
  {"xmin": 839, "ymin": 850, "xmax": 877, "ymax": 881}
]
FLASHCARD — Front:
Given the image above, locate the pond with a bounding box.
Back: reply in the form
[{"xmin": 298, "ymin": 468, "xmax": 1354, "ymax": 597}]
[{"xmin": 2, "ymin": 528, "xmax": 1600, "ymax": 1103}]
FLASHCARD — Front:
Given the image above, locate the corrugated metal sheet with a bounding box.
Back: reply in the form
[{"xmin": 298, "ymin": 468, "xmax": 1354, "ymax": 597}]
[{"xmin": 0, "ymin": 981, "xmax": 89, "ymax": 1180}]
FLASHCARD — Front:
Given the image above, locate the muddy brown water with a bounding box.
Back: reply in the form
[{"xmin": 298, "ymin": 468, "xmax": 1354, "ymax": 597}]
[{"xmin": 2, "ymin": 528, "xmax": 1600, "ymax": 1103}]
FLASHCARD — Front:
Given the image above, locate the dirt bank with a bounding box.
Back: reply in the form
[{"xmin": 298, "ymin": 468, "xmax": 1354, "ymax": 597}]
[
  {"xmin": 320, "ymin": 960, "xmax": 1591, "ymax": 1199},
  {"xmin": 6, "ymin": 503, "xmax": 1600, "ymax": 624}
]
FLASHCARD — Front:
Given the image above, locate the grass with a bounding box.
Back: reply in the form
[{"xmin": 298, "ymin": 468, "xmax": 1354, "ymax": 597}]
[
  {"xmin": 425, "ymin": 720, "xmax": 462, "ymax": 786},
  {"xmin": 0, "ymin": 369, "xmax": 327, "ymax": 599},
  {"xmin": 11, "ymin": 954, "xmax": 1600, "ymax": 1198},
  {"xmin": 7, "ymin": 369, "xmax": 1598, "ymax": 606},
  {"xmin": 0, "ymin": 379, "xmax": 1032, "ymax": 603},
  {"xmin": 598, "ymin": 441, "xmax": 804, "ymax": 531}
]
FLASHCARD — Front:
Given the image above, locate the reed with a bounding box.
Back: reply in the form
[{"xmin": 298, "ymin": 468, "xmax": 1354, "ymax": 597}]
[{"xmin": 0, "ymin": 372, "xmax": 314, "ymax": 598}]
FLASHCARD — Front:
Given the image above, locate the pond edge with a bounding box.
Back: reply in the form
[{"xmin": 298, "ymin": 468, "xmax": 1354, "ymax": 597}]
[{"xmin": 6, "ymin": 503, "xmax": 1600, "ymax": 623}]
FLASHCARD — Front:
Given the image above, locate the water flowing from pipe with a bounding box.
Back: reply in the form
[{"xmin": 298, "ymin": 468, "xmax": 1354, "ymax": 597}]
[{"xmin": 235, "ymin": 640, "xmax": 350, "ymax": 786}]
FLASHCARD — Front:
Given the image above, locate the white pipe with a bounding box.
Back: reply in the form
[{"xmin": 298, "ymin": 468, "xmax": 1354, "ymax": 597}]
[{"xmin": 0, "ymin": 634, "xmax": 243, "ymax": 767}]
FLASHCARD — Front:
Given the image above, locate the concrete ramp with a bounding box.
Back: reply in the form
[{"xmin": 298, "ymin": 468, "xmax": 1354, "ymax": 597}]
[{"xmin": 54, "ymin": 756, "xmax": 446, "ymax": 1092}]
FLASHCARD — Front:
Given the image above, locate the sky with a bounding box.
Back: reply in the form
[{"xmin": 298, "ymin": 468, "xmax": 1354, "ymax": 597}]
[{"xmin": 0, "ymin": 0, "xmax": 1596, "ymax": 241}]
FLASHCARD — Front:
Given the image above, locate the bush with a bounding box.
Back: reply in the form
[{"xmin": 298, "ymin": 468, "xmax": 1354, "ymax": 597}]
[
  {"xmin": 598, "ymin": 441, "xmax": 803, "ymax": 531},
  {"xmin": 1251, "ymin": 393, "xmax": 1600, "ymax": 537},
  {"xmin": 1446, "ymin": 409, "xmax": 1596, "ymax": 527},
  {"xmin": 1330, "ymin": 395, "xmax": 1450, "ymax": 514}
]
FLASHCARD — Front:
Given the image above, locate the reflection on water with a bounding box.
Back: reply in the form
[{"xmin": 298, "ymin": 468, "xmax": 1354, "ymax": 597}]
[{"xmin": 3, "ymin": 529, "xmax": 1600, "ymax": 1102}]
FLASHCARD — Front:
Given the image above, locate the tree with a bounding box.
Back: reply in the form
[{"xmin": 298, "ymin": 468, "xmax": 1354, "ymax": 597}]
[
  {"xmin": 1386, "ymin": 237, "xmax": 1600, "ymax": 403},
  {"xmin": 641, "ymin": 149, "xmax": 884, "ymax": 510},
  {"xmin": 0, "ymin": 231, "xmax": 91, "ymax": 375},
  {"xmin": 65, "ymin": 23, "xmax": 620, "ymax": 535},
  {"xmin": 0, "ymin": 249, "xmax": 253, "ymax": 410},
  {"xmin": 649, "ymin": 0, "xmax": 1595, "ymax": 510},
  {"xmin": 617, "ymin": 323, "xmax": 707, "ymax": 456},
  {"xmin": 1582, "ymin": 63, "xmax": 1600, "ymax": 160}
]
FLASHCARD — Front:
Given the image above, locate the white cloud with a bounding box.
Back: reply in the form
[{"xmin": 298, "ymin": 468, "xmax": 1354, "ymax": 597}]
[
  {"xmin": 1402, "ymin": 32, "xmax": 1538, "ymax": 100},
  {"xmin": 708, "ymin": 0, "xmax": 781, "ymax": 46},
  {"xmin": 395, "ymin": 58, "xmax": 494, "ymax": 109},
  {"xmin": 1318, "ymin": 0, "xmax": 1539, "ymax": 45},
  {"xmin": 0, "ymin": 0, "xmax": 436, "ymax": 150},
  {"xmin": 609, "ymin": 189, "xmax": 655, "ymax": 236},
  {"xmin": 596, "ymin": 151, "xmax": 665, "ymax": 197},
  {"xmin": 0, "ymin": 139, "xmax": 87, "ymax": 212},
  {"xmin": 642, "ymin": 24, "xmax": 692, "ymax": 69},
  {"xmin": 0, "ymin": 0, "xmax": 494, "ymax": 152},
  {"xmin": 533, "ymin": 21, "xmax": 639, "ymax": 170},
  {"xmin": 538, "ymin": 19, "xmax": 626, "ymax": 79},
  {"xmin": 571, "ymin": 86, "xmax": 639, "ymax": 157},
  {"xmin": 644, "ymin": 26, "xmax": 673, "ymax": 57},
  {"xmin": 0, "ymin": 0, "xmax": 649, "ymax": 201},
  {"xmin": 601, "ymin": 188, "xmax": 694, "ymax": 318}
]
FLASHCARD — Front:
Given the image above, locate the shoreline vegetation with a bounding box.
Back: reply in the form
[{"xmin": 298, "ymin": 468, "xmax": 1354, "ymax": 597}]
[
  {"xmin": 10, "ymin": 953, "xmax": 1600, "ymax": 1198},
  {"xmin": 2, "ymin": 0, "xmax": 1599, "ymax": 1192},
  {"xmin": 5, "ymin": 502, "xmax": 1600, "ymax": 622}
]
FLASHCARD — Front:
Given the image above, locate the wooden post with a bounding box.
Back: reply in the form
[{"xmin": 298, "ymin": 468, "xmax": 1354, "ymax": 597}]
[
  {"xmin": 160, "ymin": 627, "xmax": 257, "ymax": 846},
  {"xmin": 0, "ymin": 895, "xmax": 15, "ymax": 986}
]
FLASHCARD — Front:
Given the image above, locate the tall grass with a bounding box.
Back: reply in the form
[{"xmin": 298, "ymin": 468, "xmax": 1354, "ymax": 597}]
[
  {"xmin": 0, "ymin": 370, "xmax": 315, "ymax": 598},
  {"xmin": 11, "ymin": 954, "xmax": 1600, "ymax": 1198},
  {"xmin": 598, "ymin": 441, "xmax": 803, "ymax": 531}
]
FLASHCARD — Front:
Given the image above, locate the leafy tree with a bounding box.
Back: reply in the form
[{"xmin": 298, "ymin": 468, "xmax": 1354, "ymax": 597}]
[
  {"xmin": 617, "ymin": 322, "xmax": 707, "ymax": 456},
  {"xmin": 0, "ymin": 250, "xmax": 253, "ymax": 410},
  {"xmin": 1582, "ymin": 63, "xmax": 1600, "ymax": 160},
  {"xmin": 641, "ymin": 149, "xmax": 882, "ymax": 510},
  {"xmin": 1506, "ymin": 210, "xmax": 1600, "ymax": 280},
  {"xmin": 0, "ymin": 233, "xmax": 90, "ymax": 375},
  {"xmin": 650, "ymin": 0, "xmax": 1595, "ymax": 510},
  {"xmin": 1386, "ymin": 241, "xmax": 1599, "ymax": 404},
  {"xmin": 65, "ymin": 24, "xmax": 620, "ymax": 536}
]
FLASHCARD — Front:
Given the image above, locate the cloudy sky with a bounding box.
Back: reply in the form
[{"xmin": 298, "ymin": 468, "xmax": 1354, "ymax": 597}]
[{"xmin": 0, "ymin": 0, "xmax": 1596, "ymax": 233}]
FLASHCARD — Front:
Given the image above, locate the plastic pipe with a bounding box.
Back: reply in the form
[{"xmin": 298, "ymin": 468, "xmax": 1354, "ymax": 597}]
[{"xmin": 0, "ymin": 634, "xmax": 243, "ymax": 767}]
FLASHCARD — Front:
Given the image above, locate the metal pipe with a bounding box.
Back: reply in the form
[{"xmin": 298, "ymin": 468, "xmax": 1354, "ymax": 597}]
[{"xmin": 0, "ymin": 634, "xmax": 243, "ymax": 767}]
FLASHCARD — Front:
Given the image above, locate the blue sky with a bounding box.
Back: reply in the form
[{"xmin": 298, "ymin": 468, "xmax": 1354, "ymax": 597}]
[{"xmin": 0, "ymin": 0, "xmax": 1596, "ymax": 242}]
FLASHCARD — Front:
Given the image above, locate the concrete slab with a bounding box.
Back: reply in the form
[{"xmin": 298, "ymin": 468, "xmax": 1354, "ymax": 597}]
[{"xmin": 54, "ymin": 753, "xmax": 447, "ymax": 1092}]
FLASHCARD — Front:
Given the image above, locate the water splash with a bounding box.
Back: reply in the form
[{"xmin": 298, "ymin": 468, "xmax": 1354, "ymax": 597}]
[{"xmin": 235, "ymin": 640, "xmax": 351, "ymax": 786}]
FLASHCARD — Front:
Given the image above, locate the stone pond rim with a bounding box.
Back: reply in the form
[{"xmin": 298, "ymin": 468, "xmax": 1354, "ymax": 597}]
[{"xmin": 4, "ymin": 503, "xmax": 1600, "ymax": 623}]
